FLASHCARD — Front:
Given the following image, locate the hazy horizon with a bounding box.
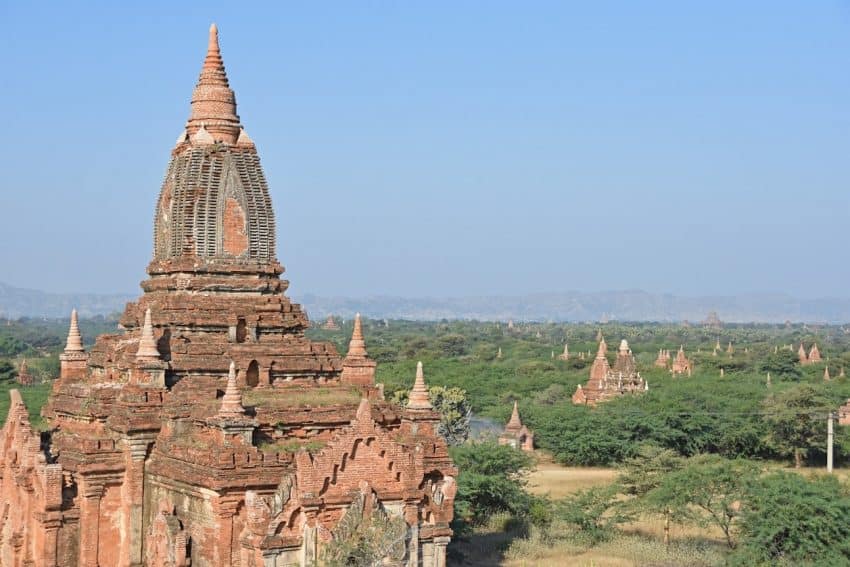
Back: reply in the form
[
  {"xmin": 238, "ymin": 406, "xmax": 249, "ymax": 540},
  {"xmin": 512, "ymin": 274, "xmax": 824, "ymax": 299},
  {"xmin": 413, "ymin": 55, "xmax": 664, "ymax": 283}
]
[{"xmin": 2, "ymin": 2, "xmax": 848, "ymax": 298}]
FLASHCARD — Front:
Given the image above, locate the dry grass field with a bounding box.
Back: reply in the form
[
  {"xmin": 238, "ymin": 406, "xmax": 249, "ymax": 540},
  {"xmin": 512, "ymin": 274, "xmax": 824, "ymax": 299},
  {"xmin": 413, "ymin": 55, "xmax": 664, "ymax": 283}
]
[
  {"xmin": 527, "ymin": 452, "xmax": 618, "ymax": 498},
  {"xmin": 453, "ymin": 451, "xmax": 728, "ymax": 567},
  {"xmin": 455, "ymin": 452, "xmax": 850, "ymax": 565}
]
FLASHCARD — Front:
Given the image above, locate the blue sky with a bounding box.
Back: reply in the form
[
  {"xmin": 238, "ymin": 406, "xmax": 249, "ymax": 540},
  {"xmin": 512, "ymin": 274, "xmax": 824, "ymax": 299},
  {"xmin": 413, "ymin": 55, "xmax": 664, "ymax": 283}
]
[{"xmin": 1, "ymin": 1, "xmax": 848, "ymax": 298}]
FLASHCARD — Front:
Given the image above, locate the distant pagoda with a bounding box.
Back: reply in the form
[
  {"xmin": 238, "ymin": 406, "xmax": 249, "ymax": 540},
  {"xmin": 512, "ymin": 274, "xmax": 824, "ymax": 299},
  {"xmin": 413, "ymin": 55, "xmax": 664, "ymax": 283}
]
[
  {"xmin": 16, "ymin": 359, "xmax": 33, "ymax": 386},
  {"xmin": 322, "ymin": 314, "xmax": 340, "ymax": 330},
  {"xmin": 703, "ymin": 311, "xmax": 723, "ymax": 329},
  {"xmin": 671, "ymin": 346, "xmax": 693, "ymax": 375},
  {"xmin": 498, "ymin": 401, "xmax": 534, "ymax": 452},
  {"xmin": 573, "ymin": 338, "xmax": 646, "ymax": 405},
  {"xmin": 654, "ymin": 348, "xmax": 671, "ymax": 368}
]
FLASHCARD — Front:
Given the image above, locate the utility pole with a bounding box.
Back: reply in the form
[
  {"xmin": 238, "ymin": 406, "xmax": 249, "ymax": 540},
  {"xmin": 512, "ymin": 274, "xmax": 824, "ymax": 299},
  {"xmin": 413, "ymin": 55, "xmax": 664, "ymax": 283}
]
[{"xmin": 827, "ymin": 412, "xmax": 834, "ymax": 474}]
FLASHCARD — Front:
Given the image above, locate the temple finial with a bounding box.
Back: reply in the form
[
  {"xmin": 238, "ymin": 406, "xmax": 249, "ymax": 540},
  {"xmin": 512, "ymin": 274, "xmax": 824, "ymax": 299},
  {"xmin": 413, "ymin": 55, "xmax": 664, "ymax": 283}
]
[
  {"xmin": 595, "ymin": 336, "xmax": 607, "ymax": 359},
  {"xmin": 136, "ymin": 308, "xmax": 160, "ymax": 359},
  {"xmin": 506, "ymin": 401, "xmax": 522, "ymax": 430},
  {"xmin": 65, "ymin": 309, "xmax": 84, "ymax": 353},
  {"xmin": 219, "ymin": 361, "xmax": 246, "ymax": 417},
  {"xmin": 407, "ymin": 361, "xmax": 432, "ymax": 410},
  {"xmin": 346, "ymin": 313, "xmax": 367, "ymax": 358},
  {"xmin": 187, "ymin": 24, "xmax": 241, "ymax": 143},
  {"xmin": 209, "ymin": 23, "xmax": 219, "ymax": 53}
]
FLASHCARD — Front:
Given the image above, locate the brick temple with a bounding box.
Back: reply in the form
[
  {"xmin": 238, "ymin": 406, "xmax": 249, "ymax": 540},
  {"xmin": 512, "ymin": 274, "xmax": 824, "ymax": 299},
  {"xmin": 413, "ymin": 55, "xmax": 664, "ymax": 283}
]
[
  {"xmin": 653, "ymin": 349, "xmax": 671, "ymax": 369},
  {"xmin": 670, "ymin": 346, "xmax": 693, "ymax": 375},
  {"xmin": 798, "ymin": 342, "xmax": 823, "ymax": 365},
  {"xmin": 572, "ymin": 338, "xmax": 647, "ymax": 405},
  {"xmin": 0, "ymin": 25, "xmax": 456, "ymax": 567},
  {"xmin": 16, "ymin": 358, "xmax": 33, "ymax": 386},
  {"xmin": 497, "ymin": 402, "xmax": 534, "ymax": 452}
]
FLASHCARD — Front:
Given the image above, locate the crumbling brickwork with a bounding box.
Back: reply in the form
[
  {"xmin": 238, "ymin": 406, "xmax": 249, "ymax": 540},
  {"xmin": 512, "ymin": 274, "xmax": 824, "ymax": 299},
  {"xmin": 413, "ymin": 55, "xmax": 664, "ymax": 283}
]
[{"xmin": 1, "ymin": 24, "xmax": 454, "ymax": 567}]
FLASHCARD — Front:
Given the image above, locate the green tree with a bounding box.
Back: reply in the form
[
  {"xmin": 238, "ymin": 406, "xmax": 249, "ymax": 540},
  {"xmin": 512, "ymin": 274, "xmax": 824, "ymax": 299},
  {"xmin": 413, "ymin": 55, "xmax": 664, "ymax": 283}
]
[
  {"xmin": 731, "ymin": 472, "xmax": 850, "ymax": 565},
  {"xmin": 760, "ymin": 350, "xmax": 801, "ymax": 380},
  {"xmin": 389, "ymin": 386, "xmax": 471, "ymax": 446},
  {"xmin": 449, "ymin": 442, "xmax": 534, "ymax": 525},
  {"xmin": 429, "ymin": 386, "xmax": 472, "ymax": 446},
  {"xmin": 659, "ymin": 455, "xmax": 758, "ymax": 548},
  {"xmin": 763, "ymin": 384, "xmax": 831, "ymax": 468},
  {"xmin": 0, "ymin": 335, "xmax": 27, "ymax": 357},
  {"xmin": 557, "ymin": 485, "xmax": 626, "ymax": 544},
  {"xmin": 0, "ymin": 360, "xmax": 15, "ymax": 383},
  {"xmin": 618, "ymin": 445, "xmax": 686, "ymax": 545},
  {"xmin": 437, "ymin": 334, "xmax": 468, "ymax": 357}
]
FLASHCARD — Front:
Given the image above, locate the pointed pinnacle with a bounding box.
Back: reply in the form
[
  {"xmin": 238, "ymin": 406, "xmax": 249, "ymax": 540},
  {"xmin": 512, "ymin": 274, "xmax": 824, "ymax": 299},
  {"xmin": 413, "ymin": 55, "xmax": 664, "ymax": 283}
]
[
  {"xmin": 136, "ymin": 308, "xmax": 160, "ymax": 359},
  {"xmin": 209, "ymin": 23, "xmax": 219, "ymax": 52},
  {"xmin": 596, "ymin": 337, "xmax": 607, "ymax": 359},
  {"xmin": 346, "ymin": 313, "xmax": 368, "ymax": 358},
  {"xmin": 506, "ymin": 401, "xmax": 522, "ymax": 430},
  {"xmin": 65, "ymin": 309, "xmax": 84, "ymax": 353},
  {"xmin": 219, "ymin": 361, "xmax": 246, "ymax": 417},
  {"xmin": 188, "ymin": 24, "xmax": 240, "ymax": 143},
  {"xmin": 407, "ymin": 361, "xmax": 432, "ymax": 410}
]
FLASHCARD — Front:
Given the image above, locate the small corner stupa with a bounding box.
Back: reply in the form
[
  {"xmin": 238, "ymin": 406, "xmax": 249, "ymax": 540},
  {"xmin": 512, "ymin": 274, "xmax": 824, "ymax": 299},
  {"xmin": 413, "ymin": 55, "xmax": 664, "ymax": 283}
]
[{"xmin": 498, "ymin": 401, "xmax": 534, "ymax": 452}]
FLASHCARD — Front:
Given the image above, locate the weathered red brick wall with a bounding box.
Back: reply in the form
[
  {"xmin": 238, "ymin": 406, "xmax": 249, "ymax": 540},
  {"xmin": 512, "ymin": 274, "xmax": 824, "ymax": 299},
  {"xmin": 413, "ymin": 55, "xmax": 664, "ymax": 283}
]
[
  {"xmin": 0, "ymin": 390, "xmax": 67, "ymax": 567},
  {"xmin": 222, "ymin": 197, "xmax": 248, "ymax": 256}
]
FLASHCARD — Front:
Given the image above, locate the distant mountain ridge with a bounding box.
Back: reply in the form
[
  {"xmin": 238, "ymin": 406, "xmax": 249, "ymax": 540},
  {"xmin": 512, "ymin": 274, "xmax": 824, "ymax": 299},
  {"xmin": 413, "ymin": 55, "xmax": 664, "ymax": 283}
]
[
  {"xmin": 297, "ymin": 291, "xmax": 850, "ymax": 324},
  {"xmin": 1, "ymin": 282, "xmax": 848, "ymax": 323},
  {"xmin": 0, "ymin": 282, "xmax": 134, "ymax": 319}
]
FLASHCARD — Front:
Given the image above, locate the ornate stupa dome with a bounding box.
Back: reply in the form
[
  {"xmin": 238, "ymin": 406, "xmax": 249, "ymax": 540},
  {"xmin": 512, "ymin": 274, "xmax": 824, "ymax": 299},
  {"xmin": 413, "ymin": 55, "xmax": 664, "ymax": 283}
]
[{"xmin": 152, "ymin": 24, "xmax": 276, "ymax": 270}]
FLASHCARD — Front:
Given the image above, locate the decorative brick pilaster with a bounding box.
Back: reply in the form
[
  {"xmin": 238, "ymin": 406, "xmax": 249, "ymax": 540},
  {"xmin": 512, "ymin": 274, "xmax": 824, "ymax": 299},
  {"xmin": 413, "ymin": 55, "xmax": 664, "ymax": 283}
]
[
  {"xmin": 213, "ymin": 498, "xmax": 240, "ymax": 567},
  {"xmin": 79, "ymin": 483, "xmax": 103, "ymax": 567},
  {"xmin": 433, "ymin": 536, "xmax": 450, "ymax": 567},
  {"xmin": 42, "ymin": 519, "xmax": 62, "ymax": 567},
  {"xmin": 125, "ymin": 438, "xmax": 150, "ymax": 567}
]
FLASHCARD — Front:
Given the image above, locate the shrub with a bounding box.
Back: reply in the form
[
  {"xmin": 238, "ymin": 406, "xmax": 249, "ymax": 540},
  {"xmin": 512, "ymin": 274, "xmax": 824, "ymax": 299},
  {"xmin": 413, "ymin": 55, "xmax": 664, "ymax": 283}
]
[
  {"xmin": 557, "ymin": 485, "xmax": 626, "ymax": 543},
  {"xmin": 731, "ymin": 472, "xmax": 850, "ymax": 565},
  {"xmin": 449, "ymin": 442, "xmax": 535, "ymax": 526}
]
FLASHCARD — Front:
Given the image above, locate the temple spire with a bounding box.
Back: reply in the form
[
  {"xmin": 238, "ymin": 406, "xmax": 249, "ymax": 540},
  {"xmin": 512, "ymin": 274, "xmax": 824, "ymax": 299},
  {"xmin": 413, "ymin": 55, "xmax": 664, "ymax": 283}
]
[
  {"xmin": 346, "ymin": 313, "xmax": 367, "ymax": 358},
  {"xmin": 207, "ymin": 23, "xmax": 221, "ymax": 60},
  {"xmin": 595, "ymin": 336, "xmax": 607, "ymax": 359},
  {"xmin": 506, "ymin": 401, "xmax": 522, "ymax": 430},
  {"xmin": 64, "ymin": 309, "xmax": 84, "ymax": 353},
  {"xmin": 219, "ymin": 361, "xmax": 246, "ymax": 417},
  {"xmin": 136, "ymin": 309, "xmax": 160, "ymax": 359},
  {"xmin": 407, "ymin": 361, "xmax": 432, "ymax": 410},
  {"xmin": 186, "ymin": 23, "xmax": 241, "ymax": 144}
]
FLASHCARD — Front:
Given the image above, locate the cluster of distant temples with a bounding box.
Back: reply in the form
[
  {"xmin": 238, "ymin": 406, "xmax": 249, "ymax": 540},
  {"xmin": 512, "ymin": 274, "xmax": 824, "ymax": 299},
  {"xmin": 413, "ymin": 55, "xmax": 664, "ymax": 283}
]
[{"xmin": 572, "ymin": 337, "xmax": 648, "ymax": 405}]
